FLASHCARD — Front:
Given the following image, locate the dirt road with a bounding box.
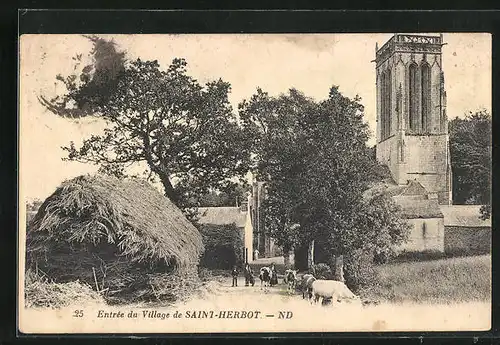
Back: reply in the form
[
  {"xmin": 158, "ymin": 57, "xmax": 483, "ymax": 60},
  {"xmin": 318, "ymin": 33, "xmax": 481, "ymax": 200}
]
[{"xmin": 20, "ymin": 276, "xmax": 491, "ymax": 333}]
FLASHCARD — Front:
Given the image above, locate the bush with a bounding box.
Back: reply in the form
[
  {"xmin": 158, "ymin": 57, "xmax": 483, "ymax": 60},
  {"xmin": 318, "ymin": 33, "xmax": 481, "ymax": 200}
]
[
  {"xmin": 312, "ymin": 263, "xmax": 334, "ymax": 279},
  {"xmin": 198, "ymin": 223, "xmax": 243, "ymax": 270},
  {"xmin": 344, "ymin": 249, "xmax": 380, "ymax": 294}
]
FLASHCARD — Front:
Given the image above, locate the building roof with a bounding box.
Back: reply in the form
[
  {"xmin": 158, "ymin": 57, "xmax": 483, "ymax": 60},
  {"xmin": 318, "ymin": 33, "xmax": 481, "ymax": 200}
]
[
  {"xmin": 440, "ymin": 205, "xmax": 491, "ymax": 227},
  {"xmin": 364, "ymin": 178, "xmax": 430, "ymax": 199},
  {"xmin": 363, "ymin": 179, "xmax": 443, "ymax": 219},
  {"xmin": 401, "ymin": 180, "xmax": 429, "ymax": 196},
  {"xmin": 393, "ymin": 196, "xmax": 444, "ymax": 219},
  {"xmin": 197, "ymin": 207, "xmax": 247, "ymax": 228}
]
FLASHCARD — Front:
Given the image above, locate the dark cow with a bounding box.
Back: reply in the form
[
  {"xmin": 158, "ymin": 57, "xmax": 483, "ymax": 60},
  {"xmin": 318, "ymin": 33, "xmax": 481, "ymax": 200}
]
[
  {"xmin": 299, "ymin": 274, "xmax": 316, "ymax": 301},
  {"xmin": 259, "ymin": 267, "xmax": 271, "ymax": 292}
]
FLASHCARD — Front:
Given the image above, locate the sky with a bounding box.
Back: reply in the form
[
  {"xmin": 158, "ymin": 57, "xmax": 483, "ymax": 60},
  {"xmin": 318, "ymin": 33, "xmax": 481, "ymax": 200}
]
[{"xmin": 19, "ymin": 33, "xmax": 492, "ymax": 202}]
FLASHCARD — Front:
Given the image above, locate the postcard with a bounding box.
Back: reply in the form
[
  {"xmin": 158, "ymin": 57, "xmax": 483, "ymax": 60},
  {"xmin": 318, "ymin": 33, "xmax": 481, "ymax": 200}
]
[{"xmin": 19, "ymin": 33, "xmax": 492, "ymax": 334}]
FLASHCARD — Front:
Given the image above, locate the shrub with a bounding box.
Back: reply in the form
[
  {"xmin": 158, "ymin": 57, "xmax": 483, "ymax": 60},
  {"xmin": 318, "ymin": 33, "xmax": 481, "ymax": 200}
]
[
  {"xmin": 198, "ymin": 223, "xmax": 243, "ymax": 270},
  {"xmin": 344, "ymin": 249, "xmax": 380, "ymax": 294},
  {"xmin": 312, "ymin": 263, "xmax": 334, "ymax": 279}
]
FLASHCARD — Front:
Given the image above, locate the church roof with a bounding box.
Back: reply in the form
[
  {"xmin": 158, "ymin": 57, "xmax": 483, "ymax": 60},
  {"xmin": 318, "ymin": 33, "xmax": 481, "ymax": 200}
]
[
  {"xmin": 364, "ymin": 178, "xmax": 429, "ymax": 199},
  {"xmin": 364, "ymin": 178, "xmax": 443, "ymax": 219},
  {"xmin": 197, "ymin": 207, "xmax": 247, "ymax": 228},
  {"xmin": 440, "ymin": 205, "xmax": 491, "ymax": 228},
  {"xmin": 393, "ymin": 196, "xmax": 444, "ymax": 219},
  {"xmin": 401, "ymin": 180, "xmax": 429, "ymax": 196}
]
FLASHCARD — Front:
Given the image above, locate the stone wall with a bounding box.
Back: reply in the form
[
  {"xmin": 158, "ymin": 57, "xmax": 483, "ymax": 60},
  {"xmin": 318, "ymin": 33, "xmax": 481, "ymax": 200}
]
[
  {"xmin": 397, "ymin": 218, "xmax": 445, "ymax": 252},
  {"xmin": 444, "ymin": 226, "xmax": 491, "ymax": 255}
]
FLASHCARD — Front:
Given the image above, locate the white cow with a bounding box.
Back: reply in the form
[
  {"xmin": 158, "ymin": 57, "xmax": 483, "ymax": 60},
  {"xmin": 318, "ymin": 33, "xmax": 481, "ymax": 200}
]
[{"xmin": 311, "ymin": 280, "xmax": 360, "ymax": 306}]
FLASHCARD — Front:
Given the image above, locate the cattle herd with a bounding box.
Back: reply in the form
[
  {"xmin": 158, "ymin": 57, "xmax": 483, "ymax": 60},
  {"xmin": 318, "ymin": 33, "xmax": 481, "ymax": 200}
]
[{"xmin": 255, "ymin": 267, "xmax": 361, "ymax": 306}]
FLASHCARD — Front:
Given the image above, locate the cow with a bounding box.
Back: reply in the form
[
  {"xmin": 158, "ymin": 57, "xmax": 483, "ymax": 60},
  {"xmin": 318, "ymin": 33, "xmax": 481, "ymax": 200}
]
[
  {"xmin": 299, "ymin": 274, "xmax": 316, "ymax": 301},
  {"xmin": 311, "ymin": 280, "xmax": 360, "ymax": 306},
  {"xmin": 283, "ymin": 269, "xmax": 298, "ymax": 294},
  {"xmin": 259, "ymin": 267, "xmax": 271, "ymax": 292}
]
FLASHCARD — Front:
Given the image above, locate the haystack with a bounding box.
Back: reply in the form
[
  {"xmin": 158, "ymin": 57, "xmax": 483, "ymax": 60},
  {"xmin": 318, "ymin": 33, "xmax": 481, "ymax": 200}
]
[{"xmin": 26, "ymin": 174, "xmax": 204, "ymax": 304}]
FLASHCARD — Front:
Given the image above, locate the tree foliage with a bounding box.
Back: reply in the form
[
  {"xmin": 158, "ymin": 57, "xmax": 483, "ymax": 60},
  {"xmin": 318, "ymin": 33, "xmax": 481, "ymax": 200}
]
[
  {"xmin": 449, "ymin": 110, "xmax": 491, "ymax": 218},
  {"xmin": 239, "ymin": 89, "xmax": 315, "ymax": 253},
  {"xmin": 240, "ymin": 86, "xmax": 410, "ymax": 278},
  {"xmin": 40, "ymin": 37, "xmax": 251, "ymax": 213},
  {"xmin": 198, "ymin": 183, "xmax": 249, "ymax": 207}
]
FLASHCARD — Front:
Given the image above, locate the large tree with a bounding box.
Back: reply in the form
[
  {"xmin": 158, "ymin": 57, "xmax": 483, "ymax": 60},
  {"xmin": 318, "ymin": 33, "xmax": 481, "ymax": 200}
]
[
  {"xmin": 449, "ymin": 110, "xmax": 491, "ymax": 218},
  {"xmin": 239, "ymin": 89, "xmax": 314, "ymax": 267},
  {"xmin": 40, "ymin": 37, "xmax": 251, "ymax": 212},
  {"xmin": 240, "ymin": 87, "xmax": 410, "ymax": 281}
]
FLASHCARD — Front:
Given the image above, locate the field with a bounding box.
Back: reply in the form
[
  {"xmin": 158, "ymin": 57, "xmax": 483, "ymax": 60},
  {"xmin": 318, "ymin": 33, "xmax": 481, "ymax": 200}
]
[{"xmin": 364, "ymin": 254, "xmax": 491, "ymax": 304}]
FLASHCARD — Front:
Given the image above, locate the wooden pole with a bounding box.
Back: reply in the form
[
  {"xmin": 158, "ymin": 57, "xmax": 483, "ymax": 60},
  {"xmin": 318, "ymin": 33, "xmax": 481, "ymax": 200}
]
[{"xmin": 92, "ymin": 267, "xmax": 100, "ymax": 293}]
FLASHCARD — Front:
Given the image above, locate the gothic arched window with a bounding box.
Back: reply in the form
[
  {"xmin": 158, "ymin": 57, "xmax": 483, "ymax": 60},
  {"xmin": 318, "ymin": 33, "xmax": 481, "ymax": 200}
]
[
  {"xmin": 408, "ymin": 62, "xmax": 418, "ymax": 132},
  {"xmin": 381, "ymin": 68, "xmax": 392, "ymax": 140},
  {"xmin": 421, "ymin": 62, "xmax": 431, "ymax": 132},
  {"xmin": 380, "ymin": 71, "xmax": 386, "ymax": 140},
  {"xmin": 385, "ymin": 69, "xmax": 392, "ymax": 138}
]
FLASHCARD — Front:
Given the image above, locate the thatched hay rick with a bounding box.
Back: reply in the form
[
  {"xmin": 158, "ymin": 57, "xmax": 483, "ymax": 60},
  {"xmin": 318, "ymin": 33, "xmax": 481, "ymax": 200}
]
[{"xmin": 26, "ymin": 174, "xmax": 204, "ymax": 305}]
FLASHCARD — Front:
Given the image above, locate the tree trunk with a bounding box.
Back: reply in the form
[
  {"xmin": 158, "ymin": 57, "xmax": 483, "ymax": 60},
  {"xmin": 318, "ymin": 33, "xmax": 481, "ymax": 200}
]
[
  {"xmin": 143, "ymin": 142, "xmax": 179, "ymax": 205},
  {"xmin": 333, "ymin": 255, "xmax": 345, "ymax": 283},
  {"xmin": 157, "ymin": 170, "xmax": 178, "ymax": 203},
  {"xmin": 307, "ymin": 240, "xmax": 315, "ymax": 273},
  {"xmin": 283, "ymin": 251, "xmax": 291, "ymax": 269}
]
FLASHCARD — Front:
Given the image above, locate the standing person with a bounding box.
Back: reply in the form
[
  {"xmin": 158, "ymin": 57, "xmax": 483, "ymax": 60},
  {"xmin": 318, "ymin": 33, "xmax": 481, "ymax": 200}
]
[
  {"xmin": 244, "ymin": 263, "xmax": 254, "ymax": 287},
  {"xmin": 231, "ymin": 265, "xmax": 239, "ymax": 287},
  {"xmin": 254, "ymin": 249, "xmax": 259, "ymax": 260},
  {"xmin": 270, "ymin": 263, "xmax": 278, "ymax": 286}
]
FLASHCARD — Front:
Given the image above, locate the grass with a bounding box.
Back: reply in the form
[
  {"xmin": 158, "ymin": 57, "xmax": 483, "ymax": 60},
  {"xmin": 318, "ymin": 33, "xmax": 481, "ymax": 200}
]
[{"xmin": 363, "ymin": 254, "xmax": 491, "ymax": 304}]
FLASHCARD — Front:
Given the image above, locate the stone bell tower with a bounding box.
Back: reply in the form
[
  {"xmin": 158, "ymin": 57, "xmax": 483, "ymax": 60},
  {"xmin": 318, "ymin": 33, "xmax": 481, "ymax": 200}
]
[{"xmin": 375, "ymin": 33, "xmax": 452, "ymax": 205}]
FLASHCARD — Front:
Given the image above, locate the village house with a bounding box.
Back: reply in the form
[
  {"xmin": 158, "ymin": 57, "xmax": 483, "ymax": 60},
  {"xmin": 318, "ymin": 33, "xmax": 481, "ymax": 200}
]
[{"xmin": 197, "ymin": 202, "xmax": 255, "ymax": 263}]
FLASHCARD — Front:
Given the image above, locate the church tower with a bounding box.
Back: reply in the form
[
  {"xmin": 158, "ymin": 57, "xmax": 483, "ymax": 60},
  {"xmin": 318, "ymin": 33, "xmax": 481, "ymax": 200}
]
[{"xmin": 375, "ymin": 34, "xmax": 452, "ymax": 205}]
